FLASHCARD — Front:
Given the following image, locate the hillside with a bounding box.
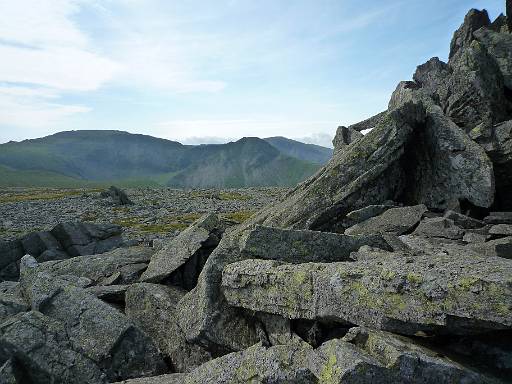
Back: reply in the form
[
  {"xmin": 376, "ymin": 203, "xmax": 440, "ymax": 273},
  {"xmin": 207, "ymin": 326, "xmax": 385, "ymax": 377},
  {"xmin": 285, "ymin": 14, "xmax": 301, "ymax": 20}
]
[
  {"xmin": 0, "ymin": 131, "xmax": 325, "ymax": 187},
  {"xmin": 264, "ymin": 136, "xmax": 333, "ymax": 164}
]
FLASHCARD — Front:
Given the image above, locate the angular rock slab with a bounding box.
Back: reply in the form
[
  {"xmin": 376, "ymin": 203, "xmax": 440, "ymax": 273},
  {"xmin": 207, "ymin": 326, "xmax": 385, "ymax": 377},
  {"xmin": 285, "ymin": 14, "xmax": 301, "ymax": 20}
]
[
  {"xmin": 311, "ymin": 327, "xmax": 495, "ymax": 383},
  {"xmin": 0, "ymin": 311, "xmax": 105, "ymax": 384},
  {"xmin": 345, "ymin": 205, "xmax": 427, "ymax": 236},
  {"xmin": 140, "ymin": 213, "xmax": 224, "ymax": 288},
  {"xmin": 125, "ymin": 283, "xmax": 211, "ymax": 373},
  {"xmin": 239, "ymin": 225, "xmax": 393, "ymax": 263},
  {"xmin": 182, "ymin": 341, "xmax": 316, "ymax": 384},
  {"xmin": 222, "ymin": 253, "xmax": 512, "ymax": 336},
  {"xmin": 412, "ymin": 217, "xmax": 464, "ymax": 239},
  {"xmin": 19, "ymin": 256, "xmax": 167, "ymax": 382}
]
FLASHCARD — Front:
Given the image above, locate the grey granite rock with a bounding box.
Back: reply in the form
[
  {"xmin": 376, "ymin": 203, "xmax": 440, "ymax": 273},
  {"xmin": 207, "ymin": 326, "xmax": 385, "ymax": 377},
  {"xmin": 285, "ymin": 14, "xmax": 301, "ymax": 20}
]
[
  {"xmin": 140, "ymin": 214, "xmax": 224, "ymax": 289},
  {"xmin": 412, "ymin": 217, "xmax": 464, "ymax": 239},
  {"xmin": 489, "ymin": 224, "xmax": 512, "ymax": 235},
  {"xmin": 345, "ymin": 205, "xmax": 427, "ymax": 236},
  {"xmin": 222, "ymin": 253, "xmax": 512, "ymax": 336},
  {"xmin": 444, "ymin": 210, "xmax": 486, "ymax": 229},
  {"xmin": 125, "ymin": 283, "xmax": 211, "ymax": 373},
  {"xmin": 449, "ymin": 9, "xmax": 491, "ymax": 60},
  {"xmin": 332, "ymin": 126, "xmax": 363, "ymax": 154}
]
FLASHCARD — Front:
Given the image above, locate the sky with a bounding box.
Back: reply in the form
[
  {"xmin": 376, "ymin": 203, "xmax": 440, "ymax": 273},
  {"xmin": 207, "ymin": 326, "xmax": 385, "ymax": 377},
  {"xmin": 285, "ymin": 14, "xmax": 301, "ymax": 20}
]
[{"xmin": 0, "ymin": 0, "xmax": 505, "ymax": 147}]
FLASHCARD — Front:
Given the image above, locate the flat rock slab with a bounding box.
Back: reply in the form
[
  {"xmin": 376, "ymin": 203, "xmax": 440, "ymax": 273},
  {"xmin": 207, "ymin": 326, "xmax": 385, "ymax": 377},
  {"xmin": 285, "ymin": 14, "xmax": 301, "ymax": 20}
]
[
  {"xmin": 489, "ymin": 224, "xmax": 512, "ymax": 236},
  {"xmin": 485, "ymin": 212, "xmax": 512, "ymax": 224},
  {"xmin": 345, "ymin": 205, "xmax": 427, "ymax": 236},
  {"xmin": 239, "ymin": 225, "xmax": 393, "ymax": 263},
  {"xmin": 222, "ymin": 253, "xmax": 512, "ymax": 336},
  {"xmin": 412, "ymin": 217, "xmax": 464, "ymax": 239},
  {"xmin": 140, "ymin": 213, "xmax": 223, "ymax": 286},
  {"xmin": 444, "ymin": 210, "xmax": 485, "ymax": 229},
  {"xmin": 35, "ymin": 246, "xmax": 153, "ymax": 285}
]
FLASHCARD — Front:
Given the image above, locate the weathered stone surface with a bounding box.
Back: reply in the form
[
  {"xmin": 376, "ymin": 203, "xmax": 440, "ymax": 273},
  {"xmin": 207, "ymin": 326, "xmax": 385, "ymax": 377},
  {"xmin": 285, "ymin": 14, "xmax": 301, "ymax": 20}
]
[
  {"xmin": 222, "ymin": 253, "xmax": 512, "ymax": 336},
  {"xmin": 444, "ymin": 210, "xmax": 485, "ymax": 229},
  {"xmin": 21, "ymin": 231, "xmax": 62, "ymax": 258},
  {"xmin": 463, "ymin": 231, "xmax": 490, "ymax": 243},
  {"xmin": 0, "ymin": 240, "xmax": 23, "ymax": 282},
  {"xmin": 0, "ymin": 359, "xmax": 18, "ymax": 384},
  {"xmin": 86, "ymin": 284, "xmax": 129, "ymax": 303},
  {"xmin": 125, "ymin": 283, "xmax": 211, "ymax": 373},
  {"xmin": 348, "ymin": 110, "xmax": 387, "ymax": 132},
  {"xmin": 332, "ymin": 126, "xmax": 363, "ymax": 154},
  {"xmin": 182, "ymin": 341, "xmax": 316, "ymax": 384},
  {"xmin": 0, "ymin": 311, "xmax": 105, "ymax": 384},
  {"xmin": 51, "ymin": 222, "xmax": 124, "ymax": 257},
  {"xmin": 345, "ymin": 205, "xmax": 427, "ymax": 236},
  {"xmin": 140, "ymin": 214, "xmax": 224, "ymax": 288},
  {"xmin": 475, "ymin": 27, "xmax": 512, "ymax": 89},
  {"xmin": 19, "ymin": 256, "xmax": 167, "ymax": 381},
  {"xmin": 468, "ymin": 237, "xmax": 512, "ymax": 259},
  {"xmin": 0, "ymin": 292, "xmax": 28, "ymax": 323},
  {"xmin": 485, "ymin": 211, "xmax": 512, "ymax": 224},
  {"xmin": 101, "ymin": 186, "xmax": 134, "ymax": 206},
  {"xmin": 341, "ymin": 327, "xmax": 494, "ymax": 383},
  {"xmin": 412, "ymin": 217, "xmax": 464, "ymax": 239},
  {"xmin": 508, "ymin": 0, "xmax": 512, "ymax": 31},
  {"xmin": 239, "ymin": 225, "xmax": 393, "ymax": 263},
  {"xmin": 449, "ymin": 9, "xmax": 491, "ymax": 60},
  {"xmin": 34, "ymin": 246, "xmax": 153, "ymax": 285},
  {"xmin": 112, "ymin": 374, "xmax": 186, "ymax": 384},
  {"xmin": 345, "ymin": 203, "xmax": 395, "ymax": 225},
  {"xmin": 489, "ymin": 224, "xmax": 512, "ymax": 235}
]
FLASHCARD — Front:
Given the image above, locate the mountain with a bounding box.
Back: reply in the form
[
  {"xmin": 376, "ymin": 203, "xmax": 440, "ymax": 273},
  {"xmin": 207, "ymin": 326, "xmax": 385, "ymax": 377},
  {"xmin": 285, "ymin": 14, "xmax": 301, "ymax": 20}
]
[
  {"xmin": 263, "ymin": 137, "xmax": 333, "ymax": 164},
  {"xmin": 0, "ymin": 130, "xmax": 324, "ymax": 188}
]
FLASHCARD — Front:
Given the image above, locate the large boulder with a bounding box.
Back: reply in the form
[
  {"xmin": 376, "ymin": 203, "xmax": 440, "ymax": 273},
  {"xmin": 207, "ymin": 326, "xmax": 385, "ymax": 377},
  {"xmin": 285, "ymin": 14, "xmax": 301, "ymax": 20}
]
[
  {"xmin": 101, "ymin": 186, "xmax": 134, "ymax": 206},
  {"xmin": 222, "ymin": 252, "xmax": 512, "ymax": 336},
  {"xmin": 19, "ymin": 256, "xmax": 167, "ymax": 382},
  {"xmin": 140, "ymin": 214, "xmax": 224, "ymax": 289},
  {"xmin": 51, "ymin": 222, "xmax": 124, "ymax": 257},
  {"xmin": 449, "ymin": 9, "xmax": 491, "ymax": 61},
  {"xmin": 0, "ymin": 240, "xmax": 24, "ymax": 282},
  {"xmin": 332, "ymin": 126, "xmax": 363, "ymax": 154},
  {"xmin": 0, "ymin": 311, "xmax": 105, "ymax": 384},
  {"xmin": 125, "ymin": 283, "xmax": 211, "ymax": 373}
]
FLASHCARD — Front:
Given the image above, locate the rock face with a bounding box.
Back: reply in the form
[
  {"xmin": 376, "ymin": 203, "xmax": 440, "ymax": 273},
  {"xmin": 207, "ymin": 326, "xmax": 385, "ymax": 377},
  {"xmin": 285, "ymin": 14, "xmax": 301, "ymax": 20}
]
[
  {"xmin": 332, "ymin": 126, "xmax": 363, "ymax": 154},
  {"xmin": 140, "ymin": 214, "xmax": 225, "ymax": 289}
]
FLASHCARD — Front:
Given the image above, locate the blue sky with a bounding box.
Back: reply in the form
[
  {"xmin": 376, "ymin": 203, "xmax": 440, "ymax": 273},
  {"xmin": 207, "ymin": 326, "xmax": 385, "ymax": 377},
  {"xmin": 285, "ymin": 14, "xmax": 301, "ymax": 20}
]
[{"xmin": 0, "ymin": 0, "xmax": 505, "ymax": 147}]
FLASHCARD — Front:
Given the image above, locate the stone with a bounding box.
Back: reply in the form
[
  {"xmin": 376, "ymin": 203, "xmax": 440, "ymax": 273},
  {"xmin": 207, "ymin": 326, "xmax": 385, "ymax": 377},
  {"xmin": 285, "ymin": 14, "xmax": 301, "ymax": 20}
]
[
  {"xmin": 489, "ymin": 224, "xmax": 512, "ymax": 236},
  {"xmin": 20, "ymin": 231, "xmax": 62, "ymax": 258},
  {"xmin": 508, "ymin": 0, "xmax": 512, "ymax": 31},
  {"xmin": 19, "ymin": 256, "xmax": 167, "ymax": 381},
  {"xmin": 0, "ymin": 292, "xmax": 28, "ymax": 323},
  {"xmin": 0, "ymin": 240, "xmax": 23, "ymax": 282},
  {"xmin": 463, "ymin": 232, "xmax": 490, "ymax": 243},
  {"xmin": 348, "ymin": 110, "xmax": 387, "ymax": 132},
  {"xmin": 449, "ymin": 9, "xmax": 491, "ymax": 60},
  {"xmin": 474, "ymin": 27, "xmax": 512, "ymax": 89},
  {"xmin": 412, "ymin": 217, "xmax": 464, "ymax": 239},
  {"xmin": 0, "ymin": 311, "xmax": 105, "ymax": 383},
  {"xmin": 102, "ymin": 186, "xmax": 134, "ymax": 205},
  {"xmin": 332, "ymin": 126, "xmax": 363, "ymax": 154},
  {"xmin": 345, "ymin": 205, "xmax": 427, "ymax": 236},
  {"xmin": 468, "ymin": 237, "xmax": 512, "ymax": 259},
  {"xmin": 112, "ymin": 374, "xmax": 186, "ymax": 384},
  {"xmin": 345, "ymin": 203, "xmax": 395, "ymax": 225},
  {"xmin": 140, "ymin": 213, "xmax": 224, "ymax": 289},
  {"xmin": 125, "ymin": 283, "xmax": 211, "ymax": 373},
  {"xmin": 50, "ymin": 222, "xmax": 124, "ymax": 257},
  {"xmin": 86, "ymin": 284, "xmax": 129, "ymax": 303},
  {"xmin": 341, "ymin": 327, "xmax": 494, "ymax": 383},
  {"xmin": 182, "ymin": 341, "xmax": 316, "ymax": 384},
  {"xmin": 444, "ymin": 210, "xmax": 485, "ymax": 229},
  {"xmin": 0, "ymin": 359, "xmax": 18, "ymax": 384},
  {"xmin": 484, "ymin": 211, "xmax": 512, "ymax": 224},
  {"xmin": 34, "ymin": 246, "xmax": 153, "ymax": 285},
  {"xmin": 239, "ymin": 225, "xmax": 393, "ymax": 263},
  {"xmin": 222, "ymin": 253, "xmax": 512, "ymax": 336}
]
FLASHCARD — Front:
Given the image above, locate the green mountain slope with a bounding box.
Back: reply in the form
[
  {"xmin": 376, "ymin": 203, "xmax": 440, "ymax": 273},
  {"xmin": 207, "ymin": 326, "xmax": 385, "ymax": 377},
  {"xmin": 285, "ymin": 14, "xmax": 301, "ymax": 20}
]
[
  {"xmin": 0, "ymin": 131, "xmax": 323, "ymax": 188},
  {"xmin": 264, "ymin": 136, "xmax": 333, "ymax": 164}
]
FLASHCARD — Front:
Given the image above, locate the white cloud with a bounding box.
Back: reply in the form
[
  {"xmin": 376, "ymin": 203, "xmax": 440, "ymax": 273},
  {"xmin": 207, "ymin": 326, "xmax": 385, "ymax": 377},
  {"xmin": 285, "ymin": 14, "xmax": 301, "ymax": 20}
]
[{"xmin": 0, "ymin": 0, "xmax": 118, "ymax": 128}]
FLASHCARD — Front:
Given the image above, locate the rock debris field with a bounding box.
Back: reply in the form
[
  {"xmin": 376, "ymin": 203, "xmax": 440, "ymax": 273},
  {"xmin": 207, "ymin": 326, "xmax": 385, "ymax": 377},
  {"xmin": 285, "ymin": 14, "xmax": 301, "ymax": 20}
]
[{"xmin": 1, "ymin": 4, "xmax": 512, "ymax": 384}]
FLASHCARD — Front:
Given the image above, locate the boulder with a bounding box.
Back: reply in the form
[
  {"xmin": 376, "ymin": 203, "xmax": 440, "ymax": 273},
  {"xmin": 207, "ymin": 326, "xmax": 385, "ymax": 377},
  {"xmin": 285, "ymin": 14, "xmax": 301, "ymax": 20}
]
[
  {"xmin": 0, "ymin": 292, "xmax": 28, "ymax": 323},
  {"xmin": 484, "ymin": 211, "xmax": 512, "ymax": 224},
  {"xmin": 449, "ymin": 9, "xmax": 491, "ymax": 61},
  {"xmin": 0, "ymin": 311, "xmax": 105, "ymax": 383},
  {"xmin": 222, "ymin": 253, "xmax": 512, "ymax": 336},
  {"xmin": 412, "ymin": 217, "xmax": 464, "ymax": 239},
  {"xmin": 140, "ymin": 214, "xmax": 224, "ymax": 289},
  {"xmin": 348, "ymin": 110, "xmax": 387, "ymax": 132},
  {"xmin": 332, "ymin": 126, "xmax": 363, "ymax": 154},
  {"xmin": 86, "ymin": 284, "xmax": 129, "ymax": 303},
  {"xmin": 182, "ymin": 341, "xmax": 316, "ymax": 384},
  {"xmin": 345, "ymin": 205, "xmax": 427, "ymax": 236},
  {"xmin": 19, "ymin": 256, "xmax": 167, "ymax": 381},
  {"xmin": 489, "ymin": 224, "xmax": 512, "ymax": 236},
  {"xmin": 345, "ymin": 203, "xmax": 395, "ymax": 225},
  {"xmin": 444, "ymin": 210, "xmax": 485, "ymax": 229},
  {"xmin": 20, "ymin": 231, "xmax": 62, "ymax": 258},
  {"xmin": 508, "ymin": 0, "xmax": 512, "ymax": 31},
  {"xmin": 467, "ymin": 237, "xmax": 512, "ymax": 259},
  {"xmin": 112, "ymin": 374, "xmax": 186, "ymax": 384},
  {"xmin": 474, "ymin": 27, "xmax": 512, "ymax": 89},
  {"xmin": 125, "ymin": 283, "xmax": 211, "ymax": 373},
  {"xmin": 0, "ymin": 240, "xmax": 24, "ymax": 282},
  {"xmin": 109, "ymin": 186, "xmax": 134, "ymax": 205},
  {"xmin": 34, "ymin": 246, "xmax": 153, "ymax": 285},
  {"xmin": 51, "ymin": 222, "xmax": 124, "ymax": 257},
  {"xmin": 239, "ymin": 225, "xmax": 393, "ymax": 263}
]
